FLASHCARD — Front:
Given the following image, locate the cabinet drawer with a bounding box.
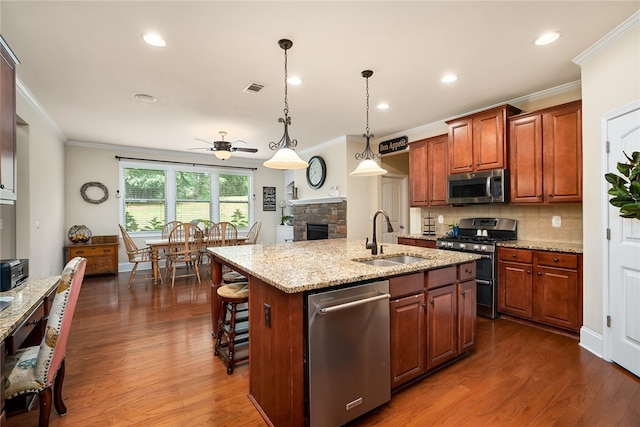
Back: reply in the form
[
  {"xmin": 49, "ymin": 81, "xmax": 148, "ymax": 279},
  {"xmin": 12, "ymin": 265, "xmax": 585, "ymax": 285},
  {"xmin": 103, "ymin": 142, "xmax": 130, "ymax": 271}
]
[
  {"xmin": 498, "ymin": 248, "xmax": 533, "ymax": 263},
  {"xmin": 397, "ymin": 238, "xmax": 416, "ymax": 246},
  {"xmin": 92, "ymin": 256, "xmax": 116, "ymax": 272},
  {"xmin": 390, "ymin": 272, "xmax": 424, "ymax": 298},
  {"xmin": 68, "ymin": 245, "xmax": 115, "ymax": 257},
  {"xmin": 425, "ymin": 266, "xmax": 457, "ymax": 289},
  {"xmin": 6, "ymin": 302, "xmax": 44, "ymax": 354},
  {"xmin": 458, "ymin": 262, "xmax": 476, "ymax": 281},
  {"xmin": 535, "ymin": 251, "xmax": 578, "ymax": 269}
]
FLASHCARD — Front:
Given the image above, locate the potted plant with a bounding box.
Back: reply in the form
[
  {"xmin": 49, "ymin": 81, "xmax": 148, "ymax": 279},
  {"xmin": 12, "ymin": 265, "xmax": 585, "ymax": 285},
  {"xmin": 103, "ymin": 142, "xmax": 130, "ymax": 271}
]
[
  {"xmin": 281, "ymin": 215, "xmax": 294, "ymax": 226},
  {"xmin": 605, "ymin": 151, "xmax": 640, "ymax": 220}
]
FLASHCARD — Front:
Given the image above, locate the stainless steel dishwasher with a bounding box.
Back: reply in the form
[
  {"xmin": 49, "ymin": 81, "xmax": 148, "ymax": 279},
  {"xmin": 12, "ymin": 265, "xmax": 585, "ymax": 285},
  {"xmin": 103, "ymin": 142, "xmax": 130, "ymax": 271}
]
[{"xmin": 306, "ymin": 280, "xmax": 391, "ymax": 427}]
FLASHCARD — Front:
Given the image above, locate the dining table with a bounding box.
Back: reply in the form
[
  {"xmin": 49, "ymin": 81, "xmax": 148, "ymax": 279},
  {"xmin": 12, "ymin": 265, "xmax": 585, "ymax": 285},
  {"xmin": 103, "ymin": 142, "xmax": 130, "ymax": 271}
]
[{"xmin": 144, "ymin": 235, "xmax": 248, "ymax": 285}]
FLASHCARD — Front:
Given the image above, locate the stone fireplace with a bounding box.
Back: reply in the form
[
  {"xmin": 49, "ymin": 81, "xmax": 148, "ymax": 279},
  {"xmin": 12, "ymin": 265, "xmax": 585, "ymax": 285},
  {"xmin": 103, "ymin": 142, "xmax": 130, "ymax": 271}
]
[{"xmin": 291, "ymin": 198, "xmax": 347, "ymax": 241}]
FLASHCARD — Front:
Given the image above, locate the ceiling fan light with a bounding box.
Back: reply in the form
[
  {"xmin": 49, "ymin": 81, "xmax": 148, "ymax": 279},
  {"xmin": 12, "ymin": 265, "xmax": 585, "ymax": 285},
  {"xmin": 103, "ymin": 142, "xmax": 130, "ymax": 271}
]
[
  {"xmin": 263, "ymin": 148, "xmax": 308, "ymax": 169},
  {"xmin": 350, "ymin": 159, "xmax": 388, "ymax": 176},
  {"xmin": 214, "ymin": 150, "xmax": 232, "ymax": 160}
]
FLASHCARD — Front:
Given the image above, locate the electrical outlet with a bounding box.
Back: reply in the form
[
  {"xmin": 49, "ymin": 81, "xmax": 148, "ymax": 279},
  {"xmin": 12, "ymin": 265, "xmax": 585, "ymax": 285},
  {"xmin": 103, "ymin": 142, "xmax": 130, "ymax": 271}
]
[
  {"xmin": 438, "ymin": 215, "xmax": 444, "ymax": 224},
  {"xmin": 552, "ymin": 216, "xmax": 562, "ymax": 227},
  {"xmin": 264, "ymin": 303, "xmax": 271, "ymax": 328}
]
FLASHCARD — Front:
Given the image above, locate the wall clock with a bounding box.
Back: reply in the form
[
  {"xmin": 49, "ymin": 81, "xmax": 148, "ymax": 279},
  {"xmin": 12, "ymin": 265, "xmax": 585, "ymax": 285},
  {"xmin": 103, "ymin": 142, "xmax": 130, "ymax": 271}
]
[{"xmin": 306, "ymin": 156, "xmax": 327, "ymax": 189}]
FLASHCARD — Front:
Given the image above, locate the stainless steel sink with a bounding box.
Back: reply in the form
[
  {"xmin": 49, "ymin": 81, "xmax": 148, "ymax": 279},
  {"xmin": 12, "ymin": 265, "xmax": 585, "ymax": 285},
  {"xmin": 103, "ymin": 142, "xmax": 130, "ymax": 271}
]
[{"xmin": 356, "ymin": 255, "xmax": 428, "ymax": 267}]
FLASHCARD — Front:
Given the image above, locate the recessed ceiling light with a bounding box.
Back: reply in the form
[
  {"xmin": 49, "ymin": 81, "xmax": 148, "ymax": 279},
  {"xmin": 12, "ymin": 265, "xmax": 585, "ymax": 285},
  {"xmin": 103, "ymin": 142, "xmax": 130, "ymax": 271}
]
[
  {"xmin": 377, "ymin": 103, "xmax": 389, "ymax": 110},
  {"xmin": 287, "ymin": 76, "xmax": 302, "ymax": 85},
  {"xmin": 535, "ymin": 31, "xmax": 561, "ymax": 46},
  {"xmin": 142, "ymin": 32, "xmax": 167, "ymax": 47},
  {"xmin": 441, "ymin": 74, "xmax": 458, "ymax": 83},
  {"xmin": 134, "ymin": 93, "xmax": 156, "ymax": 103}
]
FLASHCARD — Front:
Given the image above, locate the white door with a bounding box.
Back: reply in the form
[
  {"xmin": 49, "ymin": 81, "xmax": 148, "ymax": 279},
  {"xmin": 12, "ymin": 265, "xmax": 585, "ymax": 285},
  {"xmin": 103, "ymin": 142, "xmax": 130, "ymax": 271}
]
[
  {"xmin": 606, "ymin": 101, "xmax": 640, "ymax": 377},
  {"xmin": 381, "ymin": 176, "xmax": 407, "ymax": 243}
]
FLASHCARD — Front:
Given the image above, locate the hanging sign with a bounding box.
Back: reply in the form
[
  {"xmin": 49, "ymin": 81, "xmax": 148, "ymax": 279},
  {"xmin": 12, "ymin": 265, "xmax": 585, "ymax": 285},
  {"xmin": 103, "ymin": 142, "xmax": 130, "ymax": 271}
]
[
  {"xmin": 379, "ymin": 136, "xmax": 408, "ymax": 155},
  {"xmin": 263, "ymin": 186, "xmax": 276, "ymax": 211}
]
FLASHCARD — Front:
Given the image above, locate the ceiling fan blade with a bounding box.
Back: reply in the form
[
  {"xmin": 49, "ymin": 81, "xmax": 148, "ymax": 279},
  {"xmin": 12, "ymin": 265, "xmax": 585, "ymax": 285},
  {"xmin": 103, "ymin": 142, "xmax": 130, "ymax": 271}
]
[
  {"xmin": 188, "ymin": 147, "xmax": 215, "ymax": 151},
  {"xmin": 194, "ymin": 138, "xmax": 215, "ymax": 146},
  {"xmin": 232, "ymin": 147, "xmax": 258, "ymax": 153}
]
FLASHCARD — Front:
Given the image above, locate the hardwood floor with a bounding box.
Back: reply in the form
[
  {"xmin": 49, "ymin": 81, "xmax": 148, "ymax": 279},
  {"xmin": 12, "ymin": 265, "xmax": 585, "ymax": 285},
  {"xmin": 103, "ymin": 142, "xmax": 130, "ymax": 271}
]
[{"xmin": 6, "ymin": 270, "xmax": 640, "ymax": 427}]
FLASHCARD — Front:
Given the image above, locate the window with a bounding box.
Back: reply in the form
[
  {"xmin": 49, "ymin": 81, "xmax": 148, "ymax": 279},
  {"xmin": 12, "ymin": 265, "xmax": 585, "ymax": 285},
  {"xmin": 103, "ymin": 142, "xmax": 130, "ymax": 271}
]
[{"xmin": 120, "ymin": 162, "xmax": 253, "ymax": 234}]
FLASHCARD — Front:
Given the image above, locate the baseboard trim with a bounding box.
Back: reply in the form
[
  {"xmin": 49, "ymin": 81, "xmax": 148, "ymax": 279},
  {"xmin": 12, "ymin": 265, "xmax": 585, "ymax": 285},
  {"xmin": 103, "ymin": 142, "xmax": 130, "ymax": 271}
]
[{"xmin": 579, "ymin": 326, "xmax": 604, "ymax": 359}]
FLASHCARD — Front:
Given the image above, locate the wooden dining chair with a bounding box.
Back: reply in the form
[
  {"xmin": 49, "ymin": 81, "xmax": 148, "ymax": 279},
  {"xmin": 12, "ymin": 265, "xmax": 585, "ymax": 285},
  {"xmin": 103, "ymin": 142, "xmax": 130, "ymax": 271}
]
[
  {"xmin": 245, "ymin": 220, "xmax": 262, "ymax": 245},
  {"xmin": 119, "ymin": 224, "xmax": 158, "ymax": 287},
  {"xmin": 4, "ymin": 257, "xmax": 87, "ymax": 427},
  {"xmin": 218, "ymin": 222, "xmax": 238, "ymax": 246},
  {"xmin": 165, "ymin": 222, "xmax": 203, "ymax": 287}
]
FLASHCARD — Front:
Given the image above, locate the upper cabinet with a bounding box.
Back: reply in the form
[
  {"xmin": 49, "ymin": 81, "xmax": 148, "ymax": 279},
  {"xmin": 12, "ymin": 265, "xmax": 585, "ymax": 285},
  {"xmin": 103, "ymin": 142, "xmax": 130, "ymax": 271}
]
[
  {"xmin": 509, "ymin": 100, "xmax": 582, "ymax": 204},
  {"xmin": 409, "ymin": 134, "xmax": 448, "ymax": 207},
  {"xmin": 446, "ymin": 104, "xmax": 521, "ymax": 174},
  {"xmin": 0, "ymin": 36, "xmax": 19, "ymax": 202}
]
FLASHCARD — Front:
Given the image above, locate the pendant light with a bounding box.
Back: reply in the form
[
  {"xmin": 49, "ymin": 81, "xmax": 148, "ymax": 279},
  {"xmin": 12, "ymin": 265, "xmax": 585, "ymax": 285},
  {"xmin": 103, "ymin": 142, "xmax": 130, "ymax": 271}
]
[
  {"xmin": 263, "ymin": 39, "xmax": 308, "ymax": 170},
  {"xmin": 350, "ymin": 70, "xmax": 387, "ymax": 176}
]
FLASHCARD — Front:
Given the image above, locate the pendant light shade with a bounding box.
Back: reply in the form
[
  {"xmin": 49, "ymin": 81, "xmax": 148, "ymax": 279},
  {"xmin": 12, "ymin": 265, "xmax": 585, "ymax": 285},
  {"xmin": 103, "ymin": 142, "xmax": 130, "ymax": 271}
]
[
  {"xmin": 350, "ymin": 70, "xmax": 386, "ymax": 176},
  {"xmin": 264, "ymin": 39, "xmax": 308, "ymax": 170}
]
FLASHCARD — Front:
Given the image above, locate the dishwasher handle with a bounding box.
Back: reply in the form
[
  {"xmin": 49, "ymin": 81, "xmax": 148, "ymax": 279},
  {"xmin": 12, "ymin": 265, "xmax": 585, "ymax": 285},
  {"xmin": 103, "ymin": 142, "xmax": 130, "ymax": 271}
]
[{"xmin": 318, "ymin": 293, "xmax": 391, "ymax": 315}]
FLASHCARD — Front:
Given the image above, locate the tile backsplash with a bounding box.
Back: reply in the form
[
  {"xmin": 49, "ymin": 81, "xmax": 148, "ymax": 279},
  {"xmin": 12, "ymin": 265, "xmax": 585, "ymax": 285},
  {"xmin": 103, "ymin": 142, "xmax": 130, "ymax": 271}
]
[{"xmin": 416, "ymin": 204, "xmax": 583, "ymax": 243}]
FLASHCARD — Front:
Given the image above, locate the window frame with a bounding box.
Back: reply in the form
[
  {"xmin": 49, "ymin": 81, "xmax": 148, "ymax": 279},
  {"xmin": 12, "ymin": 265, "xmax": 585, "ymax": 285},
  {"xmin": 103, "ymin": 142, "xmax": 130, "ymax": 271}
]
[{"xmin": 119, "ymin": 160, "xmax": 254, "ymax": 236}]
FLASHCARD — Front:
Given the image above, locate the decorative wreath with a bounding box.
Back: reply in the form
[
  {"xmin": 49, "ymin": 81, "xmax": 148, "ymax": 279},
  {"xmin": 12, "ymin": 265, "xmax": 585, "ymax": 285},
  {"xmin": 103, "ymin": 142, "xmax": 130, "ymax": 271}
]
[{"xmin": 80, "ymin": 182, "xmax": 109, "ymax": 204}]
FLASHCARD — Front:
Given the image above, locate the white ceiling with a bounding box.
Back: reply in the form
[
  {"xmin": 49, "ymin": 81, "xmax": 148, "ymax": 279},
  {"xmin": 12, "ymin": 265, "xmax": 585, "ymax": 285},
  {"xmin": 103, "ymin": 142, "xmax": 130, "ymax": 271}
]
[{"xmin": 2, "ymin": 1, "xmax": 638, "ymax": 161}]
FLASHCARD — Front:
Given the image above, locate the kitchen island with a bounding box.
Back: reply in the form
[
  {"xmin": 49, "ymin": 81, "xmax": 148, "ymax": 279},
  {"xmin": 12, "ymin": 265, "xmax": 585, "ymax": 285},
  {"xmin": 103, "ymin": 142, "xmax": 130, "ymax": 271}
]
[{"xmin": 208, "ymin": 239, "xmax": 479, "ymax": 426}]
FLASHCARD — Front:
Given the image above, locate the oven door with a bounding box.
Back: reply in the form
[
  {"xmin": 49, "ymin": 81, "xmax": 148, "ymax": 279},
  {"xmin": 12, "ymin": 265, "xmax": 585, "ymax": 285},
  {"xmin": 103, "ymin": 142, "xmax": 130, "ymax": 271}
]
[{"xmin": 474, "ymin": 254, "xmax": 497, "ymax": 319}]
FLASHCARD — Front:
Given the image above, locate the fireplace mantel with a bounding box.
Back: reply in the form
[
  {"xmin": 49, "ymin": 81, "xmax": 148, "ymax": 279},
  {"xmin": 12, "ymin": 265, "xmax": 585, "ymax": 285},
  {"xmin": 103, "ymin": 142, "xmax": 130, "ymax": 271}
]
[{"xmin": 288, "ymin": 196, "xmax": 346, "ymax": 206}]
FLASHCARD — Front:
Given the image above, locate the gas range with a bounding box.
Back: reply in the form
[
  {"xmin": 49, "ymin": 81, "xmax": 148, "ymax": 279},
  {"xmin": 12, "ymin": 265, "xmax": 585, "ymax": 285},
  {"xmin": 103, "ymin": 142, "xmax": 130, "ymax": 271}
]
[
  {"xmin": 436, "ymin": 218, "xmax": 517, "ymax": 319},
  {"xmin": 436, "ymin": 218, "xmax": 517, "ymax": 254}
]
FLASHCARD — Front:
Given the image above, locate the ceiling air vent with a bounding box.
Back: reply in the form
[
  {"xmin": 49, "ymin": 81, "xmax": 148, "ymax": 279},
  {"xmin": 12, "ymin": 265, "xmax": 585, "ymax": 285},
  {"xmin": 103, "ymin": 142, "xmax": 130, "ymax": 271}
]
[{"xmin": 243, "ymin": 82, "xmax": 265, "ymax": 94}]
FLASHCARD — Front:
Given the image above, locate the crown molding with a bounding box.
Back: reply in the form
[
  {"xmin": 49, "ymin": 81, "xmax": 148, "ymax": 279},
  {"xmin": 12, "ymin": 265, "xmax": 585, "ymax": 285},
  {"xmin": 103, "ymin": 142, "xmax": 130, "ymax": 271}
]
[
  {"xmin": 16, "ymin": 76, "xmax": 67, "ymax": 141},
  {"xmin": 573, "ymin": 10, "xmax": 640, "ymax": 65}
]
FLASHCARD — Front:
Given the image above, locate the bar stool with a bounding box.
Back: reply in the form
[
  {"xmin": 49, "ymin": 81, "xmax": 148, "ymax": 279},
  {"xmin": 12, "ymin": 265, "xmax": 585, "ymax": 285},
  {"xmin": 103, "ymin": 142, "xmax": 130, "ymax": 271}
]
[{"xmin": 215, "ymin": 283, "xmax": 249, "ymax": 374}]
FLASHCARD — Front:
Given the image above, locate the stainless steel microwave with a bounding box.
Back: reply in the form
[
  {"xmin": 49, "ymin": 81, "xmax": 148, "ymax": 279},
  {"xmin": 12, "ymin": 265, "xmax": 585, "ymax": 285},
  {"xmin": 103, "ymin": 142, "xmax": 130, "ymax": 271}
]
[{"xmin": 447, "ymin": 169, "xmax": 508, "ymax": 205}]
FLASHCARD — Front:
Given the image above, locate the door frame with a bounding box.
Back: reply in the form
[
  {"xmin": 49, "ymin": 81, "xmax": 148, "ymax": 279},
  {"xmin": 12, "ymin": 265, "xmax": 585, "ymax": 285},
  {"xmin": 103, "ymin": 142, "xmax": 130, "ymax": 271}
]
[
  {"xmin": 601, "ymin": 99, "xmax": 640, "ymax": 363},
  {"xmin": 381, "ymin": 173, "xmax": 408, "ymax": 243}
]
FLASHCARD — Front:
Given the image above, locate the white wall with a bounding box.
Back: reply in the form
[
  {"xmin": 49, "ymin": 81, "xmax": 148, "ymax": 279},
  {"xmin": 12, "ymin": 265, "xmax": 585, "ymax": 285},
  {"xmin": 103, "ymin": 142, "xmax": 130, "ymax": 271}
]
[
  {"xmin": 576, "ymin": 13, "xmax": 640, "ymax": 337},
  {"xmin": 15, "ymin": 85, "xmax": 67, "ymax": 277}
]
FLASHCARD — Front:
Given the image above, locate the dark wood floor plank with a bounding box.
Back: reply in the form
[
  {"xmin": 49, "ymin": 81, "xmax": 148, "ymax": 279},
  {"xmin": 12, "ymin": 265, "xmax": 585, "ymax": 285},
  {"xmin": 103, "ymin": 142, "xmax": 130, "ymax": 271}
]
[{"xmin": 5, "ymin": 272, "xmax": 640, "ymax": 426}]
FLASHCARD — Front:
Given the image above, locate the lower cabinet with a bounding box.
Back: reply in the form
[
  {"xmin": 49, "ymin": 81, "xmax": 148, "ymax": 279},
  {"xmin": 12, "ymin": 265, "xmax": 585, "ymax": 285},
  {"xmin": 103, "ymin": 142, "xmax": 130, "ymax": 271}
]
[
  {"xmin": 498, "ymin": 247, "xmax": 582, "ymax": 333},
  {"xmin": 397, "ymin": 237, "xmax": 437, "ymax": 249},
  {"xmin": 390, "ymin": 263, "xmax": 476, "ymax": 389}
]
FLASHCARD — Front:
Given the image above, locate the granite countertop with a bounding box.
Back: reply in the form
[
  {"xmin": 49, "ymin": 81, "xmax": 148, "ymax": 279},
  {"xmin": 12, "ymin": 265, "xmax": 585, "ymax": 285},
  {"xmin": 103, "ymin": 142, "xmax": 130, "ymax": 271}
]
[
  {"xmin": 208, "ymin": 239, "xmax": 479, "ymax": 294},
  {"xmin": 396, "ymin": 233, "xmax": 441, "ymax": 241},
  {"xmin": 0, "ymin": 275, "xmax": 60, "ymax": 342},
  {"xmin": 497, "ymin": 240, "xmax": 583, "ymax": 254}
]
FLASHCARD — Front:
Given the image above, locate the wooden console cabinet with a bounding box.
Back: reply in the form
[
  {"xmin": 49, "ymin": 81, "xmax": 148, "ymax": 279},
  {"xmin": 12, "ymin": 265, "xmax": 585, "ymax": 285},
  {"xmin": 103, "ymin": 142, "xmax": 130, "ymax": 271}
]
[
  {"xmin": 498, "ymin": 247, "xmax": 582, "ymax": 333},
  {"xmin": 66, "ymin": 242, "xmax": 118, "ymax": 275}
]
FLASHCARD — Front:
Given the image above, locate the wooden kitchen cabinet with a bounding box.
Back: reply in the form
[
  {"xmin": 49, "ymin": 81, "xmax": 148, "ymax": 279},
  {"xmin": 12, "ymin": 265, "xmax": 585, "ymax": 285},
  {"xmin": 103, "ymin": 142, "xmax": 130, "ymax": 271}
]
[
  {"xmin": 509, "ymin": 100, "xmax": 582, "ymax": 204},
  {"xmin": 66, "ymin": 242, "xmax": 118, "ymax": 275},
  {"xmin": 390, "ymin": 273, "xmax": 426, "ymax": 389},
  {"xmin": 458, "ymin": 278, "xmax": 476, "ymax": 352},
  {"xmin": 498, "ymin": 247, "xmax": 582, "ymax": 333},
  {"xmin": 0, "ymin": 36, "xmax": 19, "ymax": 202},
  {"xmin": 397, "ymin": 237, "xmax": 436, "ymax": 249},
  {"xmin": 409, "ymin": 134, "xmax": 448, "ymax": 207},
  {"xmin": 446, "ymin": 104, "xmax": 521, "ymax": 174}
]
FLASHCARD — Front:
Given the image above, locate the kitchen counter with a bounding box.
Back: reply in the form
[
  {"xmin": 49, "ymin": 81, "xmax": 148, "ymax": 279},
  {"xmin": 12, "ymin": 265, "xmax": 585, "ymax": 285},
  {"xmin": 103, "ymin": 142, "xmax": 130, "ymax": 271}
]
[
  {"xmin": 498, "ymin": 239, "xmax": 583, "ymax": 254},
  {"xmin": 207, "ymin": 238, "xmax": 478, "ymax": 294},
  {"xmin": 208, "ymin": 238, "xmax": 479, "ymax": 427},
  {"xmin": 0, "ymin": 275, "xmax": 60, "ymax": 342},
  {"xmin": 395, "ymin": 233, "xmax": 440, "ymax": 242}
]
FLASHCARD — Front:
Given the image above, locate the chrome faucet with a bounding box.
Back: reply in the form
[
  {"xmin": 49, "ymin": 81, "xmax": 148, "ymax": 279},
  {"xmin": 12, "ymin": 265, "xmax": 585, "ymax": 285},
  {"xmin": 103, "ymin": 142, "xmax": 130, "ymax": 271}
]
[{"xmin": 366, "ymin": 210, "xmax": 394, "ymax": 255}]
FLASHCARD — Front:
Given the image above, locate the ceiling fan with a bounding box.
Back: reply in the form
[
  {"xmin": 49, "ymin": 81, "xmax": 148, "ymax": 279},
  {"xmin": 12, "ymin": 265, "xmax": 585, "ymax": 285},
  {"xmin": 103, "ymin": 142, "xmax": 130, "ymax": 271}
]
[{"xmin": 190, "ymin": 131, "xmax": 258, "ymax": 160}]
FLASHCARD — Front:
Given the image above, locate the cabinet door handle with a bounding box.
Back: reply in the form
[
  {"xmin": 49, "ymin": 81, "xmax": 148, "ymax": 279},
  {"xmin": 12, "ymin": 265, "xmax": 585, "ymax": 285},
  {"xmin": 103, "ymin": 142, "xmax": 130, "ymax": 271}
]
[
  {"xmin": 526, "ymin": 270, "xmax": 531, "ymax": 274},
  {"xmin": 76, "ymin": 250, "xmax": 84, "ymax": 254},
  {"xmin": 537, "ymin": 194, "xmax": 543, "ymax": 198},
  {"xmin": 465, "ymin": 268, "xmax": 472, "ymax": 274},
  {"xmin": 460, "ymin": 290, "xmax": 466, "ymax": 297},
  {"xmin": 421, "ymin": 303, "xmax": 427, "ymax": 309},
  {"xmin": 512, "ymin": 253, "xmax": 517, "ymax": 258},
  {"xmin": 429, "ymin": 298, "xmax": 434, "ymax": 305},
  {"xmin": 553, "ymin": 258, "xmax": 559, "ymax": 263},
  {"xmin": 537, "ymin": 271, "xmax": 542, "ymax": 276},
  {"xmin": 548, "ymin": 194, "xmax": 553, "ymax": 197}
]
